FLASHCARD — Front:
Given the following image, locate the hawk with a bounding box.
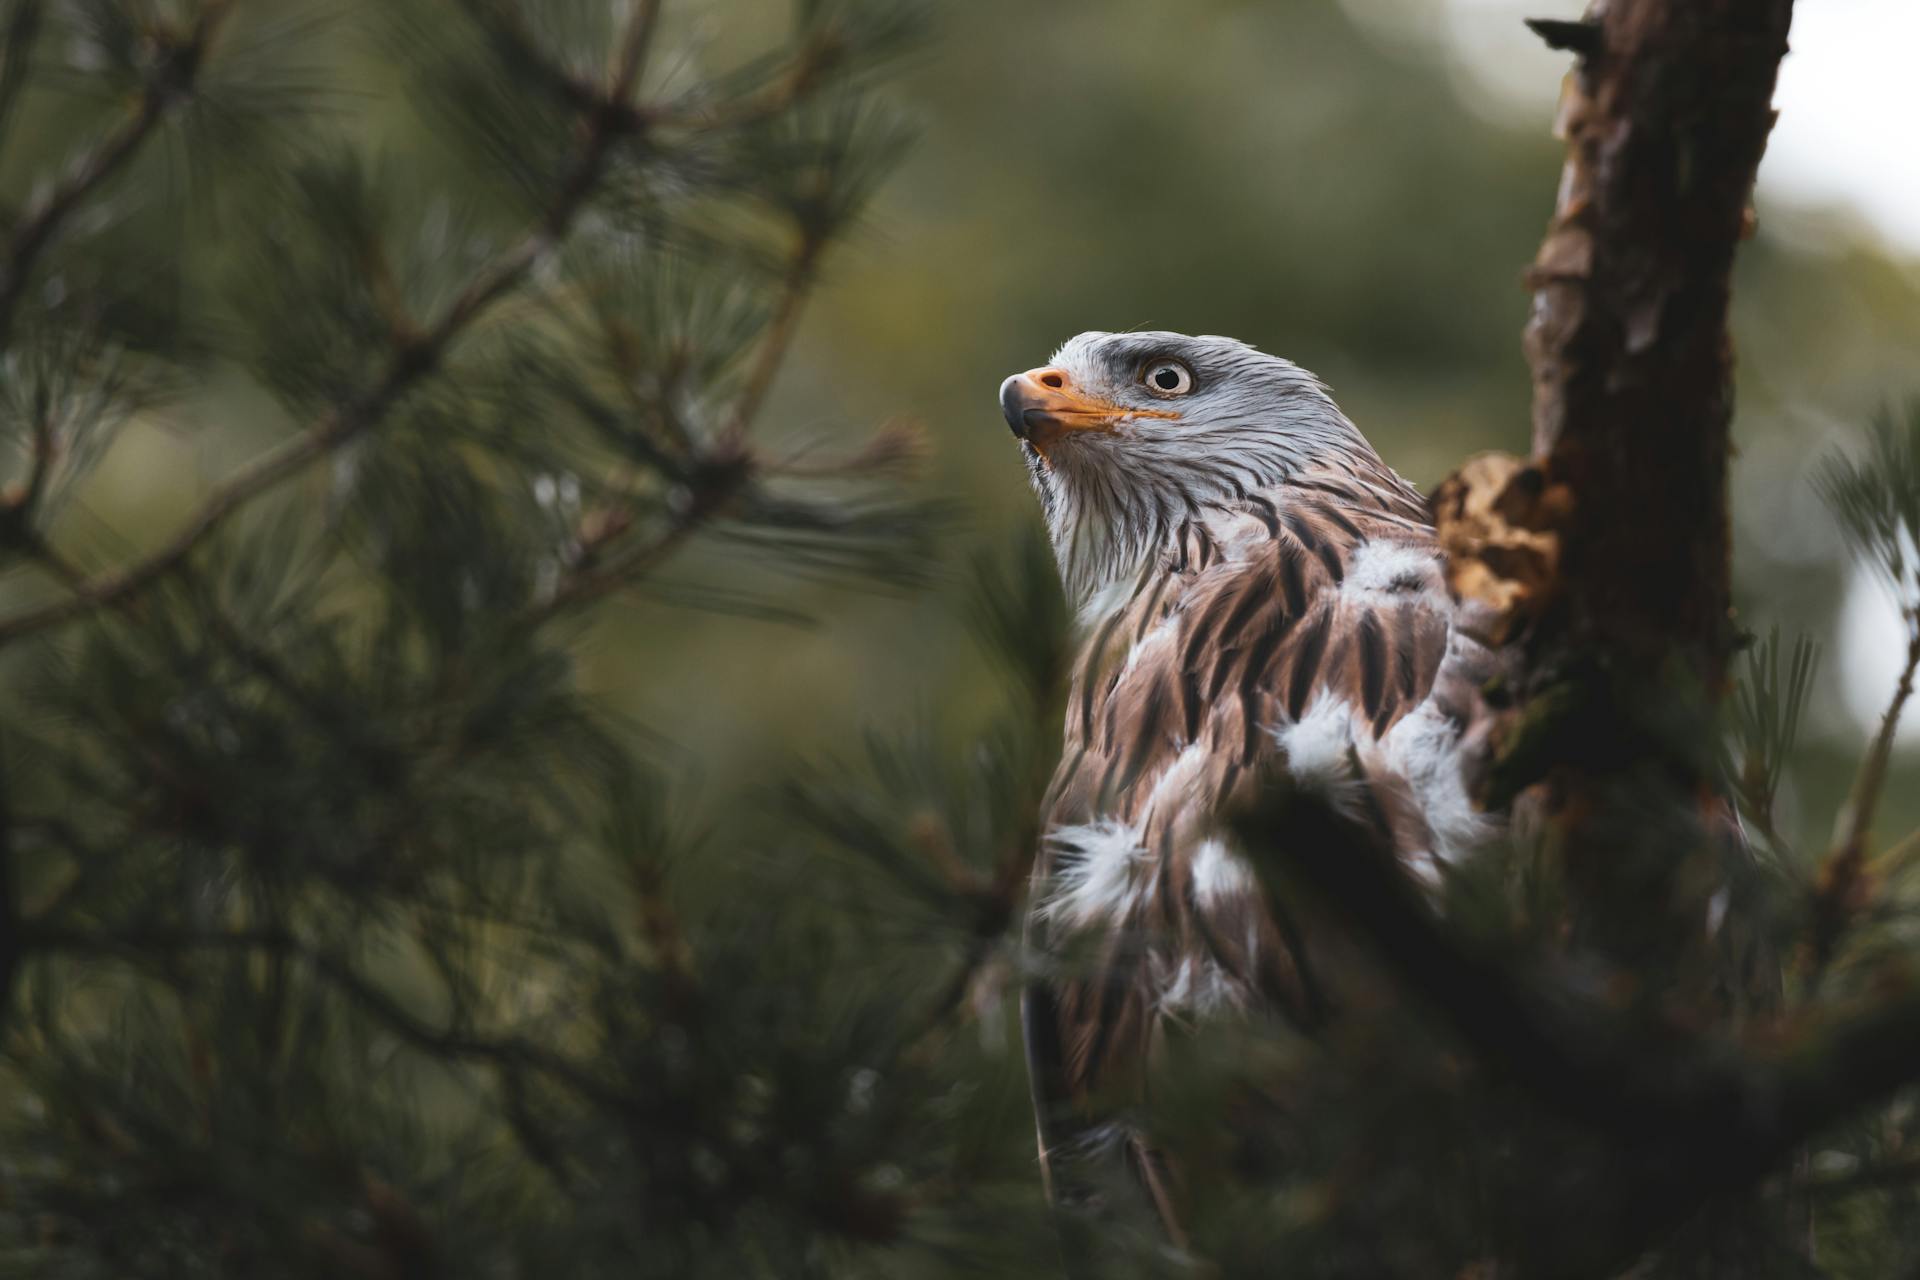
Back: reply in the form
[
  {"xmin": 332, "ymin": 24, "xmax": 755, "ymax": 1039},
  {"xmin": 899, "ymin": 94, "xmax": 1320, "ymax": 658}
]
[{"xmin": 1000, "ymin": 331, "xmax": 1499, "ymax": 1233}]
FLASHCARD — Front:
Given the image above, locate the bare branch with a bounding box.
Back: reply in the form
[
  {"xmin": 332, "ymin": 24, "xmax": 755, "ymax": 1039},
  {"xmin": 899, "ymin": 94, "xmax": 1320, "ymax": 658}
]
[
  {"xmin": 1832, "ymin": 618, "xmax": 1920, "ymax": 864},
  {"xmin": 1523, "ymin": 17, "xmax": 1601, "ymax": 57}
]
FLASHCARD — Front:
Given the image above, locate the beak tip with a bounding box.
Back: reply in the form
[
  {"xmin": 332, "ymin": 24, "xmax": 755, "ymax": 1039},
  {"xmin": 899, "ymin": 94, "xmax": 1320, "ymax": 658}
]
[{"xmin": 998, "ymin": 375, "xmax": 1029, "ymax": 438}]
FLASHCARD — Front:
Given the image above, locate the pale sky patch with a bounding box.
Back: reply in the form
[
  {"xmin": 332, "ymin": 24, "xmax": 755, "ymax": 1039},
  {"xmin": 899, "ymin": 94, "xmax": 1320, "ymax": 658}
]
[{"xmin": 1431, "ymin": 0, "xmax": 1920, "ymax": 256}]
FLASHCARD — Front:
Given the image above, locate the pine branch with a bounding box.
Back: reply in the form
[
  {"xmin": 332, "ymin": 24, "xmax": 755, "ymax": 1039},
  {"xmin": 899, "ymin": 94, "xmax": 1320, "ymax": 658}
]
[
  {"xmin": 0, "ymin": 2, "xmax": 660, "ymax": 651},
  {"xmin": 532, "ymin": 220, "xmax": 833, "ymax": 621},
  {"xmin": 449, "ymin": 0, "xmax": 603, "ymax": 114},
  {"xmin": 8, "ymin": 816, "xmax": 124, "ymax": 936},
  {"xmin": 646, "ymin": 65, "xmax": 825, "ymax": 135},
  {"xmin": 1807, "ymin": 1157, "xmax": 1920, "ymax": 1201},
  {"xmin": 1818, "ymin": 406, "xmax": 1920, "ymax": 877},
  {"xmin": 499, "ymin": 1064, "xmax": 579, "ymax": 1193},
  {"xmin": 1808, "ymin": 616, "xmax": 1920, "ymax": 975},
  {"xmin": 0, "ymin": 0, "xmax": 42, "ymax": 151},
  {"xmin": 608, "ymin": 0, "xmax": 661, "ymax": 101},
  {"xmin": 1730, "ymin": 626, "xmax": 1820, "ymax": 843},
  {"xmin": 0, "ymin": 3, "xmax": 231, "ymax": 353},
  {"xmin": 0, "ymin": 748, "xmax": 20, "ymax": 1027},
  {"xmin": 531, "ymin": 456, "xmax": 747, "ymax": 625},
  {"xmin": 18, "ymin": 924, "xmax": 627, "ymax": 1110},
  {"xmin": 1233, "ymin": 779, "xmax": 1920, "ymax": 1274},
  {"xmin": 902, "ymin": 818, "xmax": 1034, "ymax": 1054},
  {"xmin": 1877, "ymin": 825, "xmax": 1920, "ymax": 880},
  {"xmin": 1832, "ymin": 606, "xmax": 1920, "ymax": 864},
  {"xmin": 721, "ymin": 230, "xmax": 826, "ymax": 449},
  {"xmin": 0, "ymin": 390, "xmax": 59, "ymax": 543},
  {"xmin": 16, "ymin": 389, "xmax": 55, "ymax": 522},
  {"xmin": 450, "ymin": 0, "xmax": 662, "ymax": 131}
]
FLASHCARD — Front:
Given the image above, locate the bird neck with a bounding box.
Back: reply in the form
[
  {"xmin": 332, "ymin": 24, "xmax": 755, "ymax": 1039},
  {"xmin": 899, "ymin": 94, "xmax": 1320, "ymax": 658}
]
[{"xmin": 1033, "ymin": 435, "xmax": 1397, "ymax": 615}]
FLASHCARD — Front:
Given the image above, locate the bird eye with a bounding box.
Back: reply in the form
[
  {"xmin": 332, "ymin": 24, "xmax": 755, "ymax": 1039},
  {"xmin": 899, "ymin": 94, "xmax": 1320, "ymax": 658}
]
[{"xmin": 1141, "ymin": 359, "xmax": 1194, "ymax": 397}]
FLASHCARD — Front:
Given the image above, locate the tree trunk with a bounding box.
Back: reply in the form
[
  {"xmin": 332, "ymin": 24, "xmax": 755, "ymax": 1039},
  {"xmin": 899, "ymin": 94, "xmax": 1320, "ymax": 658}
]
[
  {"xmin": 1436, "ymin": 3, "xmax": 1800, "ymax": 1266},
  {"xmin": 1441, "ymin": 0, "xmax": 1793, "ymax": 964},
  {"xmin": 1528, "ymin": 0, "xmax": 1790, "ymax": 683}
]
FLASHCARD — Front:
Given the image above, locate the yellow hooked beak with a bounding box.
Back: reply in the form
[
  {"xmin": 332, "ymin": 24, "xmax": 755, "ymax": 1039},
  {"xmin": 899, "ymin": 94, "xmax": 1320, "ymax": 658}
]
[{"xmin": 997, "ymin": 366, "xmax": 1178, "ymax": 457}]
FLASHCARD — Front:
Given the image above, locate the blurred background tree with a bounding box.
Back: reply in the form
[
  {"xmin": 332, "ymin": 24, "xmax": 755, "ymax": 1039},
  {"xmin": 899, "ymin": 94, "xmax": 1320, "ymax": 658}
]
[{"xmin": 0, "ymin": 0, "xmax": 1917, "ymax": 1277}]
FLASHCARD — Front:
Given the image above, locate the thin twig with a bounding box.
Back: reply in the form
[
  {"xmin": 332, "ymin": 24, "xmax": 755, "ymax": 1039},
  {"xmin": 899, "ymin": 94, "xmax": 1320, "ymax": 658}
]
[
  {"xmin": 1832, "ymin": 615, "xmax": 1920, "ymax": 864},
  {"xmin": 902, "ymin": 775, "xmax": 1047, "ymax": 1056},
  {"xmin": 1807, "ymin": 614, "xmax": 1920, "ymax": 978},
  {"xmin": 15, "ymin": 391, "xmax": 56, "ymax": 521},
  {"xmin": 608, "ymin": 0, "xmax": 661, "ymax": 99},
  {"xmin": 721, "ymin": 232, "xmax": 825, "ymax": 449},
  {"xmin": 1875, "ymin": 825, "xmax": 1920, "ymax": 880}
]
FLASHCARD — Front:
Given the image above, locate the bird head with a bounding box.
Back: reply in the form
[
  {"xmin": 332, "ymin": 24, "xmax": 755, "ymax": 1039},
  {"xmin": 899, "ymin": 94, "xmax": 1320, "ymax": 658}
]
[{"xmin": 999, "ymin": 331, "xmax": 1373, "ymax": 604}]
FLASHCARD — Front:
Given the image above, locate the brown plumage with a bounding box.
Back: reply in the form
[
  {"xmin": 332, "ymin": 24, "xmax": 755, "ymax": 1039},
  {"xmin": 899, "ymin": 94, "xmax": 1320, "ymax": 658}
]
[{"xmin": 999, "ymin": 332, "xmax": 1497, "ymax": 1227}]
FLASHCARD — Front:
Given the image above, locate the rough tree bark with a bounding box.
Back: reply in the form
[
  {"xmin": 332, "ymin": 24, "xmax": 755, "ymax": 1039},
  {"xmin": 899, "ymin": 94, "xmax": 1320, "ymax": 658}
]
[
  {"xmin": 1437, "ymin": 0, "xmax": 1794, "ymax": 972},
  {"xmin": 1526, "ymin": 0, "xmax": 1791, "ymax": 679},
  {"xmin": 1420, "ymin": 0, "xmax": 1800, "ymax": 1269}
]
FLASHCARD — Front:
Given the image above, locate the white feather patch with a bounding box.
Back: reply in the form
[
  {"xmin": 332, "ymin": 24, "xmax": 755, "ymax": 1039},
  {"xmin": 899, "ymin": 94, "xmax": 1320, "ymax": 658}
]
[
  {"xmin": 1378, "ymin": 700, "xmax": 1494, "ymax": 864},
  {"xmin": 1271, "ymin": 693, "xmax": 1362, "ymax": 789},
  {"xmin": 1190, "ymin": 837, "xmax": 1254, "ymax": 906},
  {"xmin": 1038, "ymin": 820, "xmax": 1151, "ymax": 928},
  {"xmin": 1343, "ymin": 540, "xmax": 1443, "ymax": 608}
]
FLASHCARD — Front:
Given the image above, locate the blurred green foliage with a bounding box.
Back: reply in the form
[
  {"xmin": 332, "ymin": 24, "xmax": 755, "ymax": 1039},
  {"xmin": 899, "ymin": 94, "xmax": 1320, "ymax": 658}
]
[{"xmin": 2, "ymin": 0, "xmax": 1919, "ymax": 1276}]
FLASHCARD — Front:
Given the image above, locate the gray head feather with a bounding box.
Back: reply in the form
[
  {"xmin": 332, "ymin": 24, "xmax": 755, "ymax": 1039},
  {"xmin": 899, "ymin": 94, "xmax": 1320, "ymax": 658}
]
[{"xmin": 1010, "ymin": 331, "xmax": 1378, "ymax": 606}]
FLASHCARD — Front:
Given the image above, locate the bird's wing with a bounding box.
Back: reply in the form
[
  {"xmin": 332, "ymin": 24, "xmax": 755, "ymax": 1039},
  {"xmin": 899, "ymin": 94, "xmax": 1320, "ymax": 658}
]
[{"xmin": 1027, "ymin": 474, "xmax": 1486, "ymax": 1109}]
